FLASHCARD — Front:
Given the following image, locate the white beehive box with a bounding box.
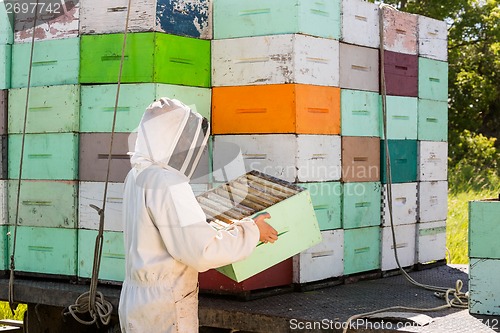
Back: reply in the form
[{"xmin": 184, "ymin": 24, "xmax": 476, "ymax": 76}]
[
  {"xmin": 418, "ymin": 15, "xmax": 448, "ymax": 61},
  {"xmin": 416, "ymin": 220, "xmax": 446, "ymax": 264},
  {"xmin": 381, "ymin": 223, "xmax": 416, "ymax": 271},
  {"xmin": 339, "ymin": 42, "xmax": 379, "ymax": 92},
  {"xmin": 382, "ymin": 182, "xmax": 418, "ymax": 226},
  {"xmin": 382, "ymin": 7, "xmax": 418, "ymax": 55},
  {"xmin": 212, "ymin": 34, "xmax": 340, "ymax": 87},
  {"xmin": 341, "ymin": 0, "xmax": 380, "ymax": 48},
  {"xmin": 418, "ymin": 181, "xmax": 448, "ymax": 222},
  {"xmin": 418, "ymin": 141, "xmax": 448, "ymax": 181},
  {"xmin": 293, "ymin": 229, "xmax": 344, "ymax": 284},
  {"xmin": 213, "ymin": 134, "xmax": 341, "ymax": 183}
]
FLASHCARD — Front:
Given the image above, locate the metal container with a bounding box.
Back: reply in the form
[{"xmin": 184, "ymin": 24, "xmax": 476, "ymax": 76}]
[
  {"xmin": 380, "ymin": 139, "xmax": 418, "ymax": 184},
  {"xmin": 299, "ymin": 182, "xmax": 342, "ymax": 231},
  {"xmin": 339, "ymin": 43, "xmax": 379, "ymax": 92},
  {"xmin": 418, "ymin": 57, "xmax": 448, "ymax": 102},
  {"xmin": 80, "ymin": 32, "xmax": 210, "ymax": 87},
  {"xmin": 418, "ymin": 141, "xmax": 448, "ymax": 181},
  {"xmin": 341, "ymin": 136, "xmax": 380, "ymax": 182},
  {"xmin": 342, "ymin": 182, "xmax": 381, "ymax": 229},
  {"xmin": 79, "ymin": 181, "xmax": 124, "ymax": 232},
  {"xmin": 382, "ymin": 96, "xmax": 418, "ymax": 140},
  {"xmin": 418, "ymin": 181, "xmax": 448, "ymax": 223},
  {"xmin": 382, "ymin": 182, "xmax": 418, "ymax": 226},
  {"xmin": 381, "ymin": 223, "xmax": 416, "ymax": 271},
  {"xmin": 382, "ymin": 8, "xmax": 418, "ymax": 55},
  {"xmin": 341, "ymin": 89, "xmax": 380, "ymax": 137},
  {"xmin": 469, "ymin": 258, "xmax": 500, "ymax": 315},
  {"xmin": 0, "ymin": 44, "xmax": 11, "ymax": 89},
  {"xmin": 418, "ymin": 15, "xmax": 448, "ymax": 62},
  {"xmin": 343, "ymin": 226, "xmax": 380, "ymax": 275},
  {"xmin": 383, "ymin": 51, "xmax": 418, "ymax": 97},
  {"xmin": 342, "ymin": 0, "xmax": 380, "ymax": 48},
  {"xmin": 416, "ymin": 220, "xmax": 446, "ymax": 264},
  {"xmin": 212, "ymin": 34, "xmax": 340, "ymax": 87},
  {"xmin": 417, "ymin": 99, "xmax": 448, "ymax": 142}
]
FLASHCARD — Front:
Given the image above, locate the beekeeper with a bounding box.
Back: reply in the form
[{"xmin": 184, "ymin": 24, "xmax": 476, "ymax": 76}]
[{"xmin": 119, "ymin": 97, "xmax": 278, "ymax": 333}]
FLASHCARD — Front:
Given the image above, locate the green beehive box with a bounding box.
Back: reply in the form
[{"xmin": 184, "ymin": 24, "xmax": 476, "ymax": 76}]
[
  {"xmin": 342, "ymin": 182, "xmax": 382, "ymax": 229},
  {"xmin": 299, "ymin": 182, "xmax": 342, "ymax": 231},
  {"xmin": 469, "ymin": 258, "xmax": 500, "ymax": 315},
  {"xmin": 8, "ymin": 180, "xmax": 78, "ymax": 228},
  {"xmin": 380, "ymin": 139, "xmax": 417, "ymax": 184},
  {"xmin": 8, "ymin": 133, "xmax": 79, "ymax": 180},
  {"xmin": 418, "ymin": 57, "xmax": 448, "ymax": 102},
  {"xmin": 344, "ymin": 226, "xmax": 380, "ymax": 275},
  {"xmin": 418, "ymin": 99, "xmax": 448, "ymax": 141},
  {"xmin": 0, "ymin": 2, "xmax": 13, "ymax": 44},
  {"xmin": 381, "ymin": 96, "xmax": 417, "ymax": 140},
  {"xmin": 0, "ymin": 44, "xmax": 11, "ymax": 89},
  {"xmin": 80, "ymin": 83, "xmax": 211, "ymax": 132},
  {"xmin": 0, "ymin": 225, "xmax": 6, "ymax": 271},
  {"xmin": 469, "ymin": 199, "xmax": 500, "ymax": 259},
  {"xmin": 341, "ymin": 89, "xmax": 380, "ymax": 137},
  {"xmin": 80, "ymin": 32, "xmax": 210, "ymax": 87},
  {"xmin": 8, "ymin": 226, "xmax": 77, "ymax": 277},
  {"xmin": 78, "ymin": 229, "xmax": 125, "ymax": 283},
  {"xmin": 11, "ymin": 37, "xmax": 80, "ymax": 88},
  {"xmin": 8, "ymin": 85, "xmax": 80, "ymax": 134},
  {"xmin": 213, "ymin": 0, "xmax": 341, "ymax": 40}
]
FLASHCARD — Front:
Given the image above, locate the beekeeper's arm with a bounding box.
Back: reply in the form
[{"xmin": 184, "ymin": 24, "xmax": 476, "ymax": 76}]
[{"xmin": 147, "ymin": 179, "xmax": 270, "ymax": 272}]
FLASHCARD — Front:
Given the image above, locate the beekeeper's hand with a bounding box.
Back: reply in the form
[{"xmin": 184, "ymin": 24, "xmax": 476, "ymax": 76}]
[{"xmin": 253, "ymin": 213, "xmax": 278, "ymax": 244}]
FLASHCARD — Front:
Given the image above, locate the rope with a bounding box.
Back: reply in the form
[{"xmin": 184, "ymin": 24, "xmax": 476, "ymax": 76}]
[
  {"xmin": 64, "ymin": 0, "xmax": 133, "ymax": 326},
  {"xmin": 8, "ymin": 0, "xmax": 40, "ymax": 315},
  {"xmin": 343, "ymin": 4, "xmax": 468, "ymax": 332}
]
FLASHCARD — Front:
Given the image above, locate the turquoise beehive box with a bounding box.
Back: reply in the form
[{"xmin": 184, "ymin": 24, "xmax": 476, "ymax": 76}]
[
  {"xmin": 0, "ymin": 2, "xmax": 14, "ymax": 45},
  {"xmin": 418, "ymin": 57, "xmax": 448, "ymax": 102},
  {"xmin": 344, "ymin": 226, "xmax": 380, "ymax": 275},
  {"xmin": 418, "ymin": 99, "xmax": 448, "ymax": 141},
  {"xmin": 0, "ymin": 44, "xmax": 11, "ymax": 89},
  {"xmin": 381, "ymin": 96, "xmax": 418, "ymax": 140},
  {"xmin": 469, "ymin": 199, "xmax": 500, "ymax": 259},
  {"xmin": 300, "ymin": 182, "xmax": 342, "ymax": 231},
  {"xmin": 469, "ymin": 258, "xmax": 500, "ymax": 316},
  {"xmin": 213, "ymin": 0, "xmax": 341, "ymax": 40},
  {"xmin": 380, "ymin": 139, "xmax": 417, "ymax": 184},
  {"xmin": 342, "ymin": 182, "xmax": 382, "ymax": 229},
  {"xmin": 341, "ymin": 89, "xmax": 380, "ymax": 137}
]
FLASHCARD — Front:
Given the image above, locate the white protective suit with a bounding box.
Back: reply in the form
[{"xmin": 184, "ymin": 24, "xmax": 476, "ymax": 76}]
[{"xmin": 118, "ymin": 98, "xmax": 260, "ymax": 333}]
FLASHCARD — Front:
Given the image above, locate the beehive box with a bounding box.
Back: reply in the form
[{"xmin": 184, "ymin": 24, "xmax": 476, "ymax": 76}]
[
  {"xmin": 341, "ymin": 137, "xmax": 380, "ymax": 182},
  {"xmin": 0, "ymin": 89, "xmax": 7, "ymax": 135},
  {"xmin": 80, "ymin": 0, "xmax": 212, "ymax": 39},
  {"xmin": 381, "ymin": 223, "xmax": 416, "ymax": 271},
  {"xmin": 80, "ymin": 32, "xmax": 210, "ymax": 87},
  {"xmin": 418, "ymin": 57, "xmax": 448, "ymax": 102},
  {"xmin": 339, "ymin": 43, "xmax": 379, "ymax": 92},
  {"xmin": 212, "ymin": 34, "xmax": 340, "ymax": 87},
  {"xmin": 381, "ymin": 96, "xmax": 418, "ymax": 140},
  {"xmin": 418, "ymin": 181, "xmax": 448, "ymax": 222},
  {"xmin": 8, "ymin": 85, "xmax": 80, "ymax": 134},
  {"xmin": 418, "ymin": 99, "xmax": 448, "ymax": 142},
  {"xmin": 213, "ymin": 0, "xmax": 341, "ymax": 40},
  {"xmin": 80, "ymin": 83, "xmax": 211, "ymax": 132},
  {"xmin": 469, "ymin": 199, "xmax": 500, "ymax": 259},
  {"xmin": 212, "ymin": 84, "xmax": 340, "ymax": 135},
  {"xmin": 213, "ymin": 135, "xmax": 341, "ymax": 183},
  {"xmin": 380, "ymin": 139, "xmax": 418, "ymax": 184},
  {"xmin": 79, "ymin": 181, "xmax": 124, "ymax": 231},
  {"xmin": 299, "ymin": 182, "xmax": 341, "ymax": 231},
  {"xmin": 11, "ymin": 37, "xmax": 80, "ymax": 88},
  {"xmin": 381, "ymin": 182, "xmax": 418, "ymax": 226},
  {"xmin": 0, "ymin": 2, "xmax": 14, "ymax": 45},
  {"xmin": 418, "ymin": 141, "xmax": 448, "ymax": 181},
  {"xmin": 341, "ymin": 89, "xmax": 380, "ymax": 137},
  {"xmin": 341, "ymin": 0, "xmax": 379, "ymax": 48},
  {"xmin": 196, "ymin": 171, "xmax": 322, "ymax": 282},
  {"xmin": 383, "ymin": 51, "xmax": 418, "ymax": 97},
  {"xmin": 343, "ymin": 226, "xmax": 380, "ymax": 275},
  {"xmin": 469, "ymin": 258, "xmax": 500, "ymax": 315},
  {"xmin": 0, "ymin": 43, "xmax": 11, "ymax": 89},
  {"xmin": 418, "ymin": 15, "xmax": 448, "ymax": 62},
  {"xmin": 381, "ymin": 8, "xmax": 418, "ymax": 55},
  {"xmin": 416, "ymin": 220, "xmax": 446, "ymax": 264},
  {"xmin": 293, "ymin": 229, "xmax": 343, "ymax": 284},
  {"xmin": 342, "ymin": 182, "xmax": 381, "ymax": 229}
]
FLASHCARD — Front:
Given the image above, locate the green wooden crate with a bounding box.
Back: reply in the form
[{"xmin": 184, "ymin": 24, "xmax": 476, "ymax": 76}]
[
  {"xmin": 380, "ymin": 140, "xmax": 417, "ymax": 184},
  {"xmin": 0, "ymin": 225, "xmax": 6, "ymax": 271},
  {"xmin": 0, "ymin": 3, "xmax": 14, "ymax": 44},
  {"xmin": 216, "ymin": 190, "xmax": 322, "ymax": 282},
  {"xmin": 8, "ymin": 85, "xmax": 80, "ymax": 134},
  {"xmin": 469, "ymin": 258, "xmax": 500, "ymax": 315},
  {"xmin": 80, "ymin": 83, "xmax": 211, "ymax": 132},
  {"xmin": 8, "ymin": 226, "xmax": 77, "ymax": 277},
  {"xmin": 341, "ymin": 89, "xmax": 380, "ymax": 137},
  {"xmin": 8, "ymin": 180, "xmax": 78, "ymax": 228},
  {"xmin": 0, "ymin": 44, "xmax": 11, "ymax": 89},
  {"xmin": 11, "ymin": 37, "xmax": 80, "ymax": 88},
  {"xmin": 417, "ymin": 99, "xmax": 448, "ymax": 142},
  {"xmin": 342, "ymin": 182, "xmax": 382, "ymax": 229},
  {"xmin": 214, "ymin": 0, "xmax": 341, "ymax": 40},
  {"xmin": 344, "ymin": 226, "xmax": 380, "ymax": 275},
  {"xmin": 418, "ymin": 57, "xmax": 448, "ymax": 102},
  {"xmin": 469, "ymin": 199, "xmax": 500, "ymax": 259},
  {"xmin": 8, "ymin": 133, "xmax": 79, "ymax": 180},
  {"xmin": 80, "ymin": 32, "xmax": 210, "ymax": 87},
  {"xmin": 78, "ymin": 229, "xmax": 125, "ymax": 282},
  {"xmin": 299, "ymin": 182, "xmax": 341, "ymax": 230},
  {"xmin": 381, "ymin": 96, "xmax": 417, "ymax": 140}
]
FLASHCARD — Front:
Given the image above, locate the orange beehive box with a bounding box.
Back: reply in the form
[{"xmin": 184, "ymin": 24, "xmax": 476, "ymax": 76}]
[{"xmin": 212, "ymin": 84, "xmax": 340, "ymax": 135}]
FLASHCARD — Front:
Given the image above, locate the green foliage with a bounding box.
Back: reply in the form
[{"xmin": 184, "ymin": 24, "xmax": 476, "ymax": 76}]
[{"xmin": 0, "ymin": 302, "xmax": 26, "ymax": 322}]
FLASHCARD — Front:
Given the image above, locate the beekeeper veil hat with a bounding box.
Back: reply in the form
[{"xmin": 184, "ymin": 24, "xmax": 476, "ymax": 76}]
[{"xmin": 130, "ymin": 97, "xmax": 210, "ymax": 178}]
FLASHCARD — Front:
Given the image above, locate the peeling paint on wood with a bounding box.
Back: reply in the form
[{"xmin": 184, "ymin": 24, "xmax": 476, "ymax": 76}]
[
  {"xmin": 418, "ymin": 181, "xmax": 448, "ymax": 222},
  {"xmin": 418, "ymin": 141, "xmax": 448, "ymax": 181},
  {"xmin": 78, "ymin": 181, "xmax": 124, "ymax": 231},
  {"xmin": 416, "ymin": 220, "xmax": 446, "ymax": 264},
  {"xmin": 418, "ymin": 15, "xmax": 448, "ymax": 61},
  {"xmin": 469, "ymin": 258, "xmax": 500, "ymax": 315},
  {"xmin": 382, "ymin": 182, "xmax": 417, "ymax": 226},
  {"xmin": 381, "ymin": 223, "xmax": 416, "ymax": 271},
  {"xmin": 382, "ymin": 8, "xmax": 418, "ymax": 55}
]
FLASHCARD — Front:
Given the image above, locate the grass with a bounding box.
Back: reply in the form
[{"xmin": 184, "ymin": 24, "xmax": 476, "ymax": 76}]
[{"xmin": 0, "ymin": 302, "xmax": 26, "ymax": 322}]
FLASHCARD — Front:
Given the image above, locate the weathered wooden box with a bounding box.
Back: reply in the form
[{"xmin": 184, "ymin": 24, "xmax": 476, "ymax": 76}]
[
  {"xmin": 8, "ymin": 85, "xmax": 80, "ymax": 134},
  {"xmin": 383, "ymin": 51, "xmax": 418, "ymax": 97},
  {"xmin": 11, "ymin": 37, "xmax": 80, "ymax": 88},
  {"xmin": 418, "ymin": 99, "xmax": 448, "ymax": 142},
  {"xmin": 340, "ymin": 89, "xmax": 380, "ymax": 137},
  {"xmin": 382, "ymin": 8, "xmax": 418, "ymax": 55},
  {"xmin": 469, "ymin": 258, "xmax": 500, "ymax": 315},
  {"xmin": 381, "ymin": 96, "xmax": 418, "ymax": 140},
  {"xmin": 382, "ymin": 182, "xmax": 418, "ymax": 226},
  {"xmin": 418, "ymin": 141, "xmax": 448, "ymax": 181},
  {"xmin": 0, "ymin": 44, "xmax": 11, "ymax": 89},
  {"xmin": 418, "ymin": 57, "xmax": 448, "ymax": 102},
  {"xmin": 418, "ymin": 181, "xmax": 448, "ymax": 223},
  {"xmin": 80, "ymin": 83, "xmax": 211, "ymax": 132},
  {"xmin": 212, "ymin": 84, "xmax": 341, "ymax": 135},
  {"xmin": 80, "ymin": 0, "xmax": 212, "ymax": 39},
  {"xmin": 341, "ymin": 0, "xmax": 379, "ymax": 48},
  {"xmin": 197, "ymin": 171, "xmax": 322, "ymax": 282},
  {"xmin": 213, "ymin": 134, "xmax": 341, "ymax": 183},
  {"xmin": 416, "ymin": 220, "xmax": 446, "ymax": 264},
  {"xmin": 80, "ymin": 32, "xmax": 210, "ymax": 87},
  {"xmin": 469, "ymin": 199, "xmax": 500, "ymax": 259},
  {"xmin": 342, "ymin": 182, "xmax": 382, "ymax": 229},
  {"xmin": 418, "ymin": 15, "xmax": 448, "ymax": 62},
  {"xmin": 339, "ymin": 43, "xmax": 379, "ymax": 92},
  {"xmin": 79, "ymin": 181, "xmax": 124, "ymax": 232},
  {"xmin": 212, "ymin": 34, "xmax": 340, "ymax": 87},
  {"xmin": 293, "ymin": 229, "xmax": 343, "ymax": 284},
  {"xmin": 342, "ymin": 136, "xmax": 380, "ymax": 182},
  {"xmin": 380, "ymin": 139, "xmax": 418, "ymax": 184},
  {"xmin": 8, "ymin": 180, "xmax": 78, "ymax": 228},
  {"xmin": 381, "ymin": 223, "xmax": 416, "ymax": 271},
  {"xmin": 8, "ymin": 133, "xmax": 79, "ymax": 180},
  {"xmin": 299, "ymin": 182, "xmax": 342, "ymax": 231},
  {"xmin": 213, "ymin": 0, "xmax": 341, "ymax": 40},
  {"xmin": 0, "ymin": 3, "xmax": 13, "ymax": 44},
  {"xmin": 343, "ymin": 226, "xmax": 380, "ymax": 275},
  {"xmin": 0, "ymin": 90, "xmax": 7, "ymax": 135}
]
